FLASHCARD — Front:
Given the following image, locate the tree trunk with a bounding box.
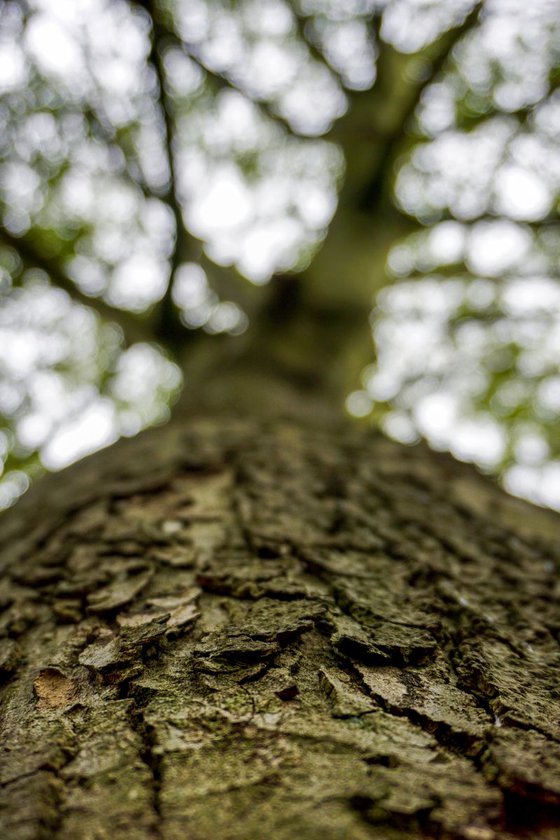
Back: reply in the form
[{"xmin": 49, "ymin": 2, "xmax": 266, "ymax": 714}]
[{"xmin": 1, "ymin": 376, "xmax": 559, "ymax": 839}]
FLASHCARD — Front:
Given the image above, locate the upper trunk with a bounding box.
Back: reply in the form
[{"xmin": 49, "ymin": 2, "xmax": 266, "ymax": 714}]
[{"xmin": 1, "ymin": 369, "xmax": 559, "ymax": 839}]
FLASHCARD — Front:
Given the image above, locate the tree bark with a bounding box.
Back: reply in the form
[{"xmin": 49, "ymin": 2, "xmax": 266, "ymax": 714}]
[{"xmin": 1, "ymin": 378, "xmax": 559, "ymax": 839}]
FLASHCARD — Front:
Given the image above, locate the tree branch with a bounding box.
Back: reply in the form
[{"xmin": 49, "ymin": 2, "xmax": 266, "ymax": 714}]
[
  {"xmin": 136, "ymin": 1, "xmax": 306, "ymax": 138},
  {"xmin": 181, "ymin": 42, "xmax": 302, "ymax": 137},
  {"xmin": 0, "ymin": 231, "xmax": 151, "ymax": 346},
  {"xmin": 134, "ymin": 0, "xmax": 202, "ymax": 347},
  {"xmin": 399, "ymin": 267, "xmax": 560, "ymax": 282},
  {"xmin": 358, "ymin": 1, "xmax": 483, "ymax": 212},
  {"xmin": 82, "ymin": 105, "xmax": 161, "ymax": 203},
  {"xmin": 434, "ymin": 212, "xmax": 560, "ymax": 230}
]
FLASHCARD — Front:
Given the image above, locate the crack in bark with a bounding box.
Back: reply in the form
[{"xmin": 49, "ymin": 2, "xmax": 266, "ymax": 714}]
[{"xmin": 121, "ymin": 686, "xmax": 164, "ymax": 840}]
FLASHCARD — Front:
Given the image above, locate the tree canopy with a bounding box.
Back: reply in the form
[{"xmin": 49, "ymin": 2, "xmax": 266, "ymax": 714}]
[{"xmin": 1, "ymin": 0, "xmax": 560, "ymax": 510}]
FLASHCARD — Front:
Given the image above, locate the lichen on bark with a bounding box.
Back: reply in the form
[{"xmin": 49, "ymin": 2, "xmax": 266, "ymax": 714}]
[{"xmin": 1, "ymin": 415, "xmax": 559, "ymax": 839}]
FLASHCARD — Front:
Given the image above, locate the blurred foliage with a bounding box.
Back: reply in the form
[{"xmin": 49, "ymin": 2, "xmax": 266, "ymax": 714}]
[{"xmin": 0, "ymin": 0, "xmax": 559, "ymax": 510}]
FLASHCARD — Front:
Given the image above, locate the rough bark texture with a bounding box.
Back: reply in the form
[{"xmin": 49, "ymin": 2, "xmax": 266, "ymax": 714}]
[{"xmin": 1, "ymin": 414, "xmax": 559, "ymax": 839}]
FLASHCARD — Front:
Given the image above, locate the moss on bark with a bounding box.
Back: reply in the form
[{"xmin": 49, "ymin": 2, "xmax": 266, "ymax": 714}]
[{"xmin": 1, "ymin": 415, "xmax": 559, "ymax": 839}]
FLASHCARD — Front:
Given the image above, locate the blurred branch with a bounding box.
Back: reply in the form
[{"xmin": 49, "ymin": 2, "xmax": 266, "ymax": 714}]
[
  {"xmin": 358, "ymin": 1, "xmax": 483, "ymax": 212},
  {"xmin": 401, "ymin": 268, "xmax": 560, "ymax": 281},
  {"xmin": 135, "ymin": 0, "xmax": 199, "ymax": 347},
  {"xmin": 135, "ymin": 0, "xmax": 301, "ymax": 347},
  {"xmin": 180, "ymin": 43, "xmax": 300, "ymax": 136},
  {"xmin": 135, "ymin": 1, "xmax": 300, "ymax": 137},
  {"xmin": 436, "ymin": 213, "xmax": 560, "ymax": 230},
  {"xmin": 457, "ymin": 73, "xmax": 560, "ymax": 131},
  {"xmin": 82, "ymin": 106, "xmax": 160, "ymax": 202},
  {"xmin": 0, "ymin": 230, "xmax": 151, "ymax": 346}
]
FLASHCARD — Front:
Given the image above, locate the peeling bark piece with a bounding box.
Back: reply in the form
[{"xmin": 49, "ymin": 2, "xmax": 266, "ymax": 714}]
[
  {"xmin": 299, "ymin": 547, "xmax": 387, "ymax": 579},
  {"xmin": 367, "ymin": 622, "xmax": 437, "ymax": 664},
  {"xmin": 331, "ymin": 613, "xmax": 393, "ymax": 664},
  {"xmin": 356, "ymin": 655, "xmax": 491, "ymax": 745},
  {"xmin": 148, "ymin": 588, "xmax": 200, "ymax": 610},
  {"xmin": 78, "ymin": 636, "xmax": 123, "ymax": 671},
  {"xmin": 166, "ymin": 602, "xmax": 200, "ymax": 631},
  {"xmin": 194, "ymin": 633, "xmax": 280, "ymax": 670},
  {"xmin": 86, "ymin": 568, "xmax": 153, "ymax": 613},
  {"xmin": 119, "ymin": 614, "xmax": 170, "ymax": 650},
  {"xmin": 79, "ymin": 615, "xmax": 169, "ymax": 673},
  {"xmin": 242, "ymin": 598, "xmax": 326, "ymax": 643},
  {"xmin": 117, "ymin": 611, "xmax": 166, "ymax": 629},
  {"xmin": 118, "ymin": 603, "xmax": 199, "ymax": 634},
  {"xmin": 118, "ymin": 589, "xmax": 201, "ymax": 634},
  {"xmin": 332, "ymin": 575, "xmax": 438, "ymax": 631},
  {"xmin": 196, "ymin": 554, "xmax": 319, "ymax": 600},
  {"xmin": 331, "ymin": 613, "xmax": 436, "ymax": 665},
  {"xmin": 318, "ymin": 667, "xmax": 373, "ymax": 717}
]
